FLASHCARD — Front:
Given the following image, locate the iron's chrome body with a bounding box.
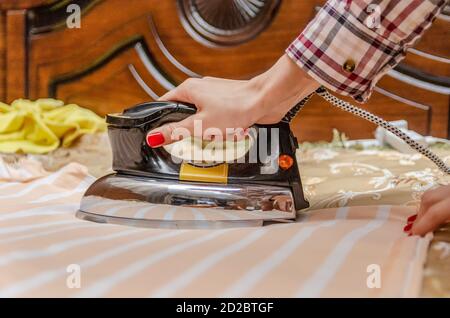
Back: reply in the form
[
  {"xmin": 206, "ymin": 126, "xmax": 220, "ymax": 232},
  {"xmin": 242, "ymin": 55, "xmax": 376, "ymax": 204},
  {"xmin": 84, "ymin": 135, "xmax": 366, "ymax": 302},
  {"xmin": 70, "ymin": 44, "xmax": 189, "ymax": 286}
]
[{"xmin": 78, "ymin": 173, "xmax": 296, "ymax": 229}]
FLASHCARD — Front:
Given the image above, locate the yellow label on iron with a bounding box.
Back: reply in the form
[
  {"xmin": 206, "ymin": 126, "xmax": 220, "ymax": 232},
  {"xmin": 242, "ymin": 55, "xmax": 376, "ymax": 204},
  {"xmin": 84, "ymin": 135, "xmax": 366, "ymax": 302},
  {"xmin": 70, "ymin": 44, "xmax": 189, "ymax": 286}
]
[{"xmin": 180, "ymin": 163, "xmax": 228, "ymax": 184}]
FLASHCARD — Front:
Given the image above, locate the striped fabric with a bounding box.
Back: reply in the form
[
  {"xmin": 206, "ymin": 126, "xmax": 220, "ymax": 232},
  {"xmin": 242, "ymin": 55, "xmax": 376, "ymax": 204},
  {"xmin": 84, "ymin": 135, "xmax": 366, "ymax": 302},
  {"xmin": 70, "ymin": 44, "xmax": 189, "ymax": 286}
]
[
  {"xmin": 286, "ymin": 0, "xmax": 447, "ymax": 102},
  {"xmin": 0, "ymin": 161, "xmax": 429, "ymax": 297}
]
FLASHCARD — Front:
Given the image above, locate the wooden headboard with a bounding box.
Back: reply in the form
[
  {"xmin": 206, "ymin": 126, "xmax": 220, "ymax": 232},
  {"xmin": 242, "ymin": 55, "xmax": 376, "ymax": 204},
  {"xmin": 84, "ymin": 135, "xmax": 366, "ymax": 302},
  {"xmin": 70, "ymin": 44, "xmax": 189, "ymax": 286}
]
[{"xmin": 1, "ymin": 0, "xmax": 449, "ymax": 141}]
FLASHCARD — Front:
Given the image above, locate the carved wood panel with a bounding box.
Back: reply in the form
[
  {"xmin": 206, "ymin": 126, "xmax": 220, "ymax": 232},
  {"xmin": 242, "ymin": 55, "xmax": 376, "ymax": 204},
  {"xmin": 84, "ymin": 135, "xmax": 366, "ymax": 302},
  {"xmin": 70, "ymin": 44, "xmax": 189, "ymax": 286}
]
[
  {"xmin": 0, "ymin": 11, "xmax": 5, "ymax": 101},
  {"xmin": 25, "ymin": 0, "xmax": 321, "ymax": 110},
  {"xmin": 0, "ymin": 0, "xmax": 449, "ymax": 141}
]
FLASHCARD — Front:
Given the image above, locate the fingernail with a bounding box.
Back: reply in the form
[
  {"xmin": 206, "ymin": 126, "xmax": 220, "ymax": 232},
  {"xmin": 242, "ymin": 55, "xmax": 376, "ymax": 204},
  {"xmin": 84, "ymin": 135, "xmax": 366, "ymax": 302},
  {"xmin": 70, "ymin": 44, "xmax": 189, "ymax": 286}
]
[
  {"xmin": 403, "ymin": 223, "xmax": 412, "ymax": 233},
  {"xmin": 407, "ymin": 214, "xmax": 417, "ymax": 223},
  {"xmin": 408, "ymin": 233, "xmax": 413, "ymax": 237},
  {"xmin": 146, "ymin": 132, "xmax": 165, "ymax": 148}
]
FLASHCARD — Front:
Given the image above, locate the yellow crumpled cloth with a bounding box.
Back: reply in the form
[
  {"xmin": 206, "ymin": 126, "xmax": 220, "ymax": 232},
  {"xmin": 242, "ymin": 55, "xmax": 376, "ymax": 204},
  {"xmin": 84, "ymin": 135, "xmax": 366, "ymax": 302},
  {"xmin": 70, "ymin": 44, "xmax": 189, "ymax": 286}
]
[{"xmin": 0, "ymin": 98, "xmax": 106, "ymax": 154}]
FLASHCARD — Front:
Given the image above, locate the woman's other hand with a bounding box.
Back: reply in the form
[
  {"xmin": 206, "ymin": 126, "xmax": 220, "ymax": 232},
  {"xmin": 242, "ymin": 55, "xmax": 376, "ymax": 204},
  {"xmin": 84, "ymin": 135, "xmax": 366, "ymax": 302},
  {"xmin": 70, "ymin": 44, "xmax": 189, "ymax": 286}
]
[{"xmin": 408, "ymin": 185, "xmax": 450, "ymax": 236}]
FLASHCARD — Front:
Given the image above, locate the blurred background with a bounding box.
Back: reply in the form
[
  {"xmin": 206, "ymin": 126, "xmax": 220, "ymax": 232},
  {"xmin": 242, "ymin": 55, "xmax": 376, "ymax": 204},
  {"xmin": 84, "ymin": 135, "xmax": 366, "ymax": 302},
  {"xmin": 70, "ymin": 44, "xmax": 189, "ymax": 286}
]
[{"xmin": 0, "ymin": 0, "xmax": 449, "ymax": 141}]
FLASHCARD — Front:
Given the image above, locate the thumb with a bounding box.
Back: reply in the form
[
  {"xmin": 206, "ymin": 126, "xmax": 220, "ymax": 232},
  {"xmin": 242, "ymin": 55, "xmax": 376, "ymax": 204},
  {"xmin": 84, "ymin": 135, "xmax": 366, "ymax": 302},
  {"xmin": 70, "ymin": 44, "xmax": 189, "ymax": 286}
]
[{"xmin": 146, "ymin": 115, "xmax": 197, "ymax": 148}]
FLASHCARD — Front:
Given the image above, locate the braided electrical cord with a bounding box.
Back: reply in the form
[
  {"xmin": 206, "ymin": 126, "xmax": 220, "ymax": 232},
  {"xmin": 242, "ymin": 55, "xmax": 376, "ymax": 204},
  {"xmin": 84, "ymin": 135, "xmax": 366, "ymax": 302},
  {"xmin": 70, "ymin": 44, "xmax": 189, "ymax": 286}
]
[
  {"xmin": 313, "ymin": 86, "xmax": 450, "ymax": 174},
  {"xmin": 281, "ymin": 91, "xmax": 315, "ymax": 123}
]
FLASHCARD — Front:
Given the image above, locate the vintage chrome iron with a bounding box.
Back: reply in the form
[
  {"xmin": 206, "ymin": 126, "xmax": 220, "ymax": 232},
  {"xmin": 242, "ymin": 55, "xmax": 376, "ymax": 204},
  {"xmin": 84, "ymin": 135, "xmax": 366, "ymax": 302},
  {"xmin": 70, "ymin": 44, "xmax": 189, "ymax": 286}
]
[
  {"xmin": 77, "ymin": 86, "xmax": 450, "ymax": 229},
  {"xmin": 77, "ymin": 99, "xmax": 309, "ymax": 229}
]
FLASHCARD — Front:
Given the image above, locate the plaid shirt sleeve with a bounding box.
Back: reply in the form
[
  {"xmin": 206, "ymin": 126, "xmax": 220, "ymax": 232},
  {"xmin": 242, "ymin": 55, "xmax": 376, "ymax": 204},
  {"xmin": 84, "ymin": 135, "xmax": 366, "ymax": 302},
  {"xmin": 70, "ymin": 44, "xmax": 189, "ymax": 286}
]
[{"xmin": 286, "ymin": 0, "xmax": 447, "ymax": 102}]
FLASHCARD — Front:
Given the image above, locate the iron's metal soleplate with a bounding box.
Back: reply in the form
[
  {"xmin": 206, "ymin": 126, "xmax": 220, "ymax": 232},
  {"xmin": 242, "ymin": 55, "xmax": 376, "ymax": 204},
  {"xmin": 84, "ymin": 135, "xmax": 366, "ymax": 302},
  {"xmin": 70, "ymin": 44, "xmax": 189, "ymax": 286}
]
[
  {"xmin": 78, "ymin": 173, "xmax": 296, "ymax": 229},
  {"xmin": 76, "ymin": 210, "xmax": 264, "ymax": 229}
]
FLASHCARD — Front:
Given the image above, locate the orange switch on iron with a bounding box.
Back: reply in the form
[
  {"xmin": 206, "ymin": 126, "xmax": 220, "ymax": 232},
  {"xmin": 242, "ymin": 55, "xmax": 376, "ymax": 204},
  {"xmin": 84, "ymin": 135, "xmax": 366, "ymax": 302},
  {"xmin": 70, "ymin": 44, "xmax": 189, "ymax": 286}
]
[{"xmin": 279, "ymin": 154, "xmax": 294, "ymax": 170}]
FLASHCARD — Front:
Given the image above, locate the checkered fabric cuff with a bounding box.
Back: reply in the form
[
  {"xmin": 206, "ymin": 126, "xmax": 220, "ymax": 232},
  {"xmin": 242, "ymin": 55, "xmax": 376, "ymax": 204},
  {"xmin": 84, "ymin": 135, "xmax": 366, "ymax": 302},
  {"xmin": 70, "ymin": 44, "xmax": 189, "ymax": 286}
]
[{"xmin": 286, "ymin": 0, "xmax": 446, "ymax": 103}]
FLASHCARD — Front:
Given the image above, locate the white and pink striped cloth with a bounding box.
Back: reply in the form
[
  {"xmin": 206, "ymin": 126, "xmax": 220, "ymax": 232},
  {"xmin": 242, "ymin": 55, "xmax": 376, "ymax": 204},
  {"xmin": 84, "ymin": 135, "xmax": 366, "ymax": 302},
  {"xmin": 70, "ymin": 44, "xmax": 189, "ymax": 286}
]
[{"xmin": 0, "ymin": 160, "xmax": 430, "ymax": 297}]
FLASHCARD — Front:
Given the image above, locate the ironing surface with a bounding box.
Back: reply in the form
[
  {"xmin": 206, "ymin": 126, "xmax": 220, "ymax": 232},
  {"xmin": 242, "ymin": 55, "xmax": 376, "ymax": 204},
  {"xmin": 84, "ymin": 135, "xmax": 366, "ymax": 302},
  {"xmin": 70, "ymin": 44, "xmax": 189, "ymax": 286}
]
[
  {"xmin": 1, "ymin": 142, "xmax": 449, "ymax": 297},
  {"xmin": 0, "ymin": 158, "xmax": 428, "ymax": 297}
]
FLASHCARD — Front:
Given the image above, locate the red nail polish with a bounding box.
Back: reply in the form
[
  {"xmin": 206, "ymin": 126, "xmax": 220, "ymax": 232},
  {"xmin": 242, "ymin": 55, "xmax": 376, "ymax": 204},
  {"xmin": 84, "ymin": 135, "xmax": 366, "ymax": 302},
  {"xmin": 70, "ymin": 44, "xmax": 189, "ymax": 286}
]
[
  {"xmin": 408, "ymin": 233, "xmax": 413, "ymax": 237},
  {"xmin": 407, "ymin": 214, "xmax": 417, "ymax": 223},
  {"xmin": 146, "ymin": 132, "xmax": 165, "ymax": 148},
  {"xmin": 403, "ymin": 223, "xmax": 412, "ymax": 232}
]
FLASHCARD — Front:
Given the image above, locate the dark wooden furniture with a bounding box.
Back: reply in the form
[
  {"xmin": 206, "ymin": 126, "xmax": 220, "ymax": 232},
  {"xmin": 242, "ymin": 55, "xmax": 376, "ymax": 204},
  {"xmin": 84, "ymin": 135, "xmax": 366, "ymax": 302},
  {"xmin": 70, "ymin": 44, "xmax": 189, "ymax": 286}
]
[{"xmin": 0, "ymin": 0, "xmax": 449, "ymax": 141}]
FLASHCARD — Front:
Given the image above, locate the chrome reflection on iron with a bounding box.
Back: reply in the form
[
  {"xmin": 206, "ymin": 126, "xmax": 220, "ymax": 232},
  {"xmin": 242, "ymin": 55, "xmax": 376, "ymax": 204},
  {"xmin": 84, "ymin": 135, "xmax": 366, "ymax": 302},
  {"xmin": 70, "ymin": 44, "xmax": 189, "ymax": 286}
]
[{"xmin": 78, "ymin": 173, "xmax": 296, "ymax": 229}]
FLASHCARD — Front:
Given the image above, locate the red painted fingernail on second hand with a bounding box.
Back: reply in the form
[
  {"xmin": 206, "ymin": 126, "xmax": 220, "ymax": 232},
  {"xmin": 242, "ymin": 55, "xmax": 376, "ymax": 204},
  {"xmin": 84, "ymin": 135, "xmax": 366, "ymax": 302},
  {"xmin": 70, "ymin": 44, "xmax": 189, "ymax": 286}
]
[
  {"xmin": 407, "ymin": 214, "xmax": 417, "ymax": 223},
  {"xmin": 146, "ymin": 132, "xmax": 165, "ymax": 148},
  {"xmin": 403, "ymin": 223, "xmax": 412, "ymax": 233}
]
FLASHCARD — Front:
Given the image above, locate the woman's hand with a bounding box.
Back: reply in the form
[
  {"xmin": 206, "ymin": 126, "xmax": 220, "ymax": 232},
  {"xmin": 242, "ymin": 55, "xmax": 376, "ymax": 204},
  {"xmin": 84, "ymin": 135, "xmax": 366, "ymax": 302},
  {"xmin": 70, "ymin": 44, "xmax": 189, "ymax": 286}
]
[
  {"xmin": 146, "ymin": 54, "xmax": 319, "ymax": 147},
  {"xmin": 408, "ymin": 185, "xmax": 450, "ymax": 236}
]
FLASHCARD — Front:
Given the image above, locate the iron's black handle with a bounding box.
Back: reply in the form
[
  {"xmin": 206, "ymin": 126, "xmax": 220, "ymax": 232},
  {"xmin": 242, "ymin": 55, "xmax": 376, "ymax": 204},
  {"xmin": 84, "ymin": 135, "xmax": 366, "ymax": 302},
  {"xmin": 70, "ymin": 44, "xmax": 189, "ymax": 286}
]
[
  {"xmin": 107, "ymin": 101, "xmax": 197, "ymax": 127},
  {"xmin": 177, "ymin": 102, "xmax": 196, "ymax": 111},
  {"xmin": 155, "ymin": 102, "xmax": 197, "ymax": 125},
  {"xmin": 175, "ymin": 102, "xmax": 197, "ymax": 117}
]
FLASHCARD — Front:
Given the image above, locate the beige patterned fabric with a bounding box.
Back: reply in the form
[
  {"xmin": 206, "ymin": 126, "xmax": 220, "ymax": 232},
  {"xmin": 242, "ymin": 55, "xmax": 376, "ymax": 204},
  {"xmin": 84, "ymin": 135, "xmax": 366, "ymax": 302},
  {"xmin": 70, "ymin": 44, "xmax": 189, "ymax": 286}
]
[{"xmin": 298, "ymin": 146, "xmax": 450, "ymax": 210}]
